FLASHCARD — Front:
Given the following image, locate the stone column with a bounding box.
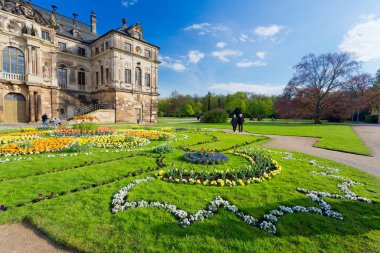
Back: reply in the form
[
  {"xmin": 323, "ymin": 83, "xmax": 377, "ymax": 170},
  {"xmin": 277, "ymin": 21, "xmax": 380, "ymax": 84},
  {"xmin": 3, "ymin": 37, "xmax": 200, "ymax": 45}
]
[
  {"xmin": 378, "ymin": 105, "xmax": 380, "ymax": 124},
  {"xmin": 51, "ymin": 52, "xmax": 58, "ymax": 86},
  {"xmin": 36, "ymin": 48, "xmax": 42, "ymax": 76},
  {"xmin": 0, "ymin": 85, "xmax": 4, "ymax": 122},
  {"xmin": 29, "ymin": 92, "xmax": 35, "ymax": 122},
  {"xmin": 28, "ymin": 46, "xmax": 33, "ymax": 75},
  {"xmin": 37, "ymin": 94, "xmax": 42, "ymax": 122}
]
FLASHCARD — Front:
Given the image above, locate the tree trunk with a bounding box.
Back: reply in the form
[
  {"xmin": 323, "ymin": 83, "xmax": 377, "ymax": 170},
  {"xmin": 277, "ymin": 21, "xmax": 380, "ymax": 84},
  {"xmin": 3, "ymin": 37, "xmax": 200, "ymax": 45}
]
[
  {"xmin": 356, "ymin": 107, "xmax": 360, "ymax": 122},
  {"xmin": 314, "ymin": 101, "xmax": 321, "ymax": 124}
]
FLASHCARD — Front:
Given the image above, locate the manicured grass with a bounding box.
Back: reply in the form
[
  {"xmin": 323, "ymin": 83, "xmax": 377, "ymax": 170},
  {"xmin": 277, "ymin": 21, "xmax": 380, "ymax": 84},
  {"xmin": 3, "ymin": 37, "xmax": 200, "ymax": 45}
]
[
  {"xmin": 158, "ymin": 117, "xmax": 198, "ymax": 123},
  {"xmin": 152, "ymin": 122, "xmax": 372, "ymax": 156},
  {"xmin": 0, "ymin": 127, "xmax": 378, "ymax": 252}
]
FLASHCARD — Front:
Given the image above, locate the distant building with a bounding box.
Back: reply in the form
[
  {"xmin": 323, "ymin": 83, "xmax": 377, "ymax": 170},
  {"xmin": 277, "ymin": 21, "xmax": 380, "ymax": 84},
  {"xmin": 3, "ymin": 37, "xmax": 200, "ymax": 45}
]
[{"xmin": 0, "ymin": 0, "xmax": 159, "ymax": 123}]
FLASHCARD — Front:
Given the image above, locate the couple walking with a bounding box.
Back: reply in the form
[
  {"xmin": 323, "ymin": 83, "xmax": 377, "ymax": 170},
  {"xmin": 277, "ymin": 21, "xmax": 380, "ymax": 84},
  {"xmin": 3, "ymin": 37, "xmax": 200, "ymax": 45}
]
[{"xmin": 231, "ymin": 114, "xmax": 244, "ymax": 132}]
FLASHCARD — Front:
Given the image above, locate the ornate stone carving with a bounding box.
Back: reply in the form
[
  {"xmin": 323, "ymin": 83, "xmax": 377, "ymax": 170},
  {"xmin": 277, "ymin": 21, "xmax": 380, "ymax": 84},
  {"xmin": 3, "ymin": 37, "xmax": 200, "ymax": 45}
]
[
  {"xmin": 0, "ymin": 0, "xmax": 49, "ymax": 27},
  {"xmin": 11, "ymin": 84, "xmax": 20, "ymax": 93}
]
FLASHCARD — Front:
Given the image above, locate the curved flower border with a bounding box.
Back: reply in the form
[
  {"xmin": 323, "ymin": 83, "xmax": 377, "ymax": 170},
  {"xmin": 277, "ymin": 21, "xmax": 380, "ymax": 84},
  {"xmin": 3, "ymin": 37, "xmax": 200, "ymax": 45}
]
[{"xmin": 111, "ymin": 155, "xmax": 372, "ymax": 234}]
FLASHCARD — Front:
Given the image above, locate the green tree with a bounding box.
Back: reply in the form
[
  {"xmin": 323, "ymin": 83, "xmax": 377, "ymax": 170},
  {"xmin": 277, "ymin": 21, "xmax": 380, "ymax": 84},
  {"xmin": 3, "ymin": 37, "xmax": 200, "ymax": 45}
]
[{"xmin": 180, "ymin": 104, "xmax": 195, "ymax": 117}]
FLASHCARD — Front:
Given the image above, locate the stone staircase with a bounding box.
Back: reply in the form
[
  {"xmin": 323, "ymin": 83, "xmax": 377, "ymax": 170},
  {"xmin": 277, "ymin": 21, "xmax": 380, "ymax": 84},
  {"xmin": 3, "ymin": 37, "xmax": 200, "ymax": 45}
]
[{"xmin": 61, "ymin": 102, "xmax": 115, "ymax": 121}]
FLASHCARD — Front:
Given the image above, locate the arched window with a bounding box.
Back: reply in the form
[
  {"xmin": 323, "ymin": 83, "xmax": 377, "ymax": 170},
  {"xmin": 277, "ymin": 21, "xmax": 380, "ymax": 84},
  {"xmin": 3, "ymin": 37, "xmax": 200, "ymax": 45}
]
[
  {"xmin": 135, "ymin": 67, "xmax": 141, "ymax": 86},
  {"xmin": 57, "ymin": 65, "xmax": 67, "ymax": 88},
  {"xmin": 2, "ymin": 47, "xmax": 25, "ymax": 74},
  {"xmin": 78, "ymin": 68, "xmax": 86, "ymax": 87}
]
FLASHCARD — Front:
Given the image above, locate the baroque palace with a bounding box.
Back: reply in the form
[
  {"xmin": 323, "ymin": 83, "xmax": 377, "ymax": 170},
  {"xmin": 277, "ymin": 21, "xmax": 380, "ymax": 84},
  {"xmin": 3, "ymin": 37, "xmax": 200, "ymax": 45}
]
[{"xmin": 0, "ymin": 0, "xmax": 159, "ymax": 123}]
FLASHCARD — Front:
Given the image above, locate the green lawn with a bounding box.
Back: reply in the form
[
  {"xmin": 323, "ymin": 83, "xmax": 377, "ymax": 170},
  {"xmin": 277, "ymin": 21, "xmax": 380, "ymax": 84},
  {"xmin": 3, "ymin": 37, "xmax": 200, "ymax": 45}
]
[
  {"xmin": 0, "ymin": 127, "xmax": 378, "ymax": 252},
  {"xmin": 157, "ymin": 117, "xmax": 198, "ymax": 123},
  {"xmin": 152, "ymin": 122, "xmax": 372, "ymax": 156}
]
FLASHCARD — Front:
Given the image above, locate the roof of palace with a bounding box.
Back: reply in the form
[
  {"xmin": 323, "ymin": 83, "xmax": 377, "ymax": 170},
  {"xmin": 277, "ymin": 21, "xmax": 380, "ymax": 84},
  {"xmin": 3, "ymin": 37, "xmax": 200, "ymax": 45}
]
[
  {"xmin": 33, "ymin": 5, "xmax": 100, "ymax": 43},
  {"xmin": 0, "ymin": 0, "xmax": 158, "ymax": 47}
]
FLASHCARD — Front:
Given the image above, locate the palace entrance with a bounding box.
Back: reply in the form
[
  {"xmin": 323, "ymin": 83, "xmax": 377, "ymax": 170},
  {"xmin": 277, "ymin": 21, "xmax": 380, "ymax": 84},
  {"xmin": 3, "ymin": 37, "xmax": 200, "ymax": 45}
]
[{"xmin": 4, "ymin": 93, "xmax": 27, "ymax": 123}]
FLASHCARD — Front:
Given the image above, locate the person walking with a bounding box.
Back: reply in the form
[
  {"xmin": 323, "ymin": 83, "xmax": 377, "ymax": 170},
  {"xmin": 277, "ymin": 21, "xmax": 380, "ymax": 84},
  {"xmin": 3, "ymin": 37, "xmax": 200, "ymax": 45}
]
[
  {"xmin": 231, "ymin": 114, "xmax": 238, "ymax": 132},
  {"xmin": 42, "ymin": 113, "xmax": 49, "ymax": 128},
  {"xmin": 237, "ymin": 113, "xmax": 245, "ymax": 132}
]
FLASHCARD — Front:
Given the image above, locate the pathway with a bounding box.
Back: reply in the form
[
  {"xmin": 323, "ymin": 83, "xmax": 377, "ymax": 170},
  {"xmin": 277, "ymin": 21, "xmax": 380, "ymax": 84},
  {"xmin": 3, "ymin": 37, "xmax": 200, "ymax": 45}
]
[
  {"xmin": 260, "ymin": 126, "xmax": 380, "ymax": 177},
  {"xmin": 0, "ymin": 223, "xmax": 73, "ymax": 253}
]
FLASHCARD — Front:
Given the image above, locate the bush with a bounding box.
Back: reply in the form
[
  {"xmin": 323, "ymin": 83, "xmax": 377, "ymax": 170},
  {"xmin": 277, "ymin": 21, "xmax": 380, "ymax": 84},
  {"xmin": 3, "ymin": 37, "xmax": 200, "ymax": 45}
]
[
  {"xmin": 72, "ymin": 122, "xmax": 99, "ymax": 131},
  {"xmin": 152, "ymin": 144, "xmax": 174, "ymax": 154},
  {"xmin": 201, "ymin": 109, "xmax": 228, "ymax": 123}
]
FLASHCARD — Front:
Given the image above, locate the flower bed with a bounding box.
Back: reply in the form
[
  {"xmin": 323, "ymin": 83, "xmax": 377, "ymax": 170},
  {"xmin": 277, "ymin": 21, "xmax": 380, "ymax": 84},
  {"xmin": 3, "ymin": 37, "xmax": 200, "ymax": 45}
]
[
  {"xmin": 158, "ymin": 150, "xmax": 282, "ymax": 186},
  {"xmin": 50, "ymin": 127, "xmax": 116, "ymax": 137},
  {"xmin": 124, "ymin": 130, "xmax": 173, "ymax": 140},
  {"xmin": 73, "ymin": 115, "xmax": 99, "ymax": 122},
  {"xmin": 3, "ymin": 131, "xmax": 48, "ymax": 137},
  {"xmin": 0, "ymin": 137, "xmax": 74, "ymax": 155},
  {"xmin": 182, "ymin": 148, "xmax": 228, "ymax": 165},
  {"xmin": 83, "ymin": 135, "xmax": 150, "ymax": 149},
  {"xmin": 0, "ymin": 135, "xmax": 41, "ymax": 145}
]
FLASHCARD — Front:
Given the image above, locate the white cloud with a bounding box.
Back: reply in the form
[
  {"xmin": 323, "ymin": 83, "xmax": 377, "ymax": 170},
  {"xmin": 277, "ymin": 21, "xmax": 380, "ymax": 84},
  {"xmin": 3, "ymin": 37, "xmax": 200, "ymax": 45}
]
[
  {"xmin": 256, "ymin": 51, "xmax": 266, "ymax": 59},
  {"xmin": 188, "ymin": 50, "xmax": 205, "ymax": 64},
  {"xmin": 239, "ymin": 33, "xmax": 249, "ymax": 42},
  {"xmin": 159, "ymin": 56, "xmax": 187, "ymax": 72},
  {"xmin": 254, "ymin": 25, "xmax": 283, "ymax": 37},
  {"xmin": 184, "ymin": 23, "xmax": 211, "ymax": 31},
  {"xmin": 121, "ymin": 0, "xmax": 138, "ymax": 8},
  {"xmin": 216, "ymin": 41, "xmax": 226, "ymax": 48},
  {"xmin": 236, "ymin": 59, "xmax": 267, "ymax": 68},
  {"xmin": 211, "ymin": 50, "xmax": 243, "ymax": 62},
  {"xmin": 184, "ymin": 23, "xmax": 227, "ymax": 35},
  {"xmin": 339, "ymin": 15, "xmax": 380, "ymax": 62},
  {"xmin": 209, "ymin": 82, "xmax": 284, "ymax": 95}
]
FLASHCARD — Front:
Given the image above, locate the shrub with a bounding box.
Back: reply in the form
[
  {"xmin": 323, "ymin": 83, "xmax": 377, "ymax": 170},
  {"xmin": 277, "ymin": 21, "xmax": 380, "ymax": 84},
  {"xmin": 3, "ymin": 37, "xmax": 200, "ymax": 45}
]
[
  {"xmin": 201, "ymin": 109, "xmax": 228, "ymax": 123},
  {"xmin": 152, "ymin": 144, "xmax": 174, "ymax": 154},
  {"xmin": 72, "ymin": 122, "xmax": 99, "ymax": 131}
]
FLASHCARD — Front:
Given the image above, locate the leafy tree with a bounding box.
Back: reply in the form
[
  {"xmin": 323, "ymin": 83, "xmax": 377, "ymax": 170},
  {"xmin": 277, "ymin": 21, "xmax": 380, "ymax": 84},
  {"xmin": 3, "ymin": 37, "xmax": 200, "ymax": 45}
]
[{"xmin": 180, "ymin": 104, "xmax": 195, "ymax": 117}]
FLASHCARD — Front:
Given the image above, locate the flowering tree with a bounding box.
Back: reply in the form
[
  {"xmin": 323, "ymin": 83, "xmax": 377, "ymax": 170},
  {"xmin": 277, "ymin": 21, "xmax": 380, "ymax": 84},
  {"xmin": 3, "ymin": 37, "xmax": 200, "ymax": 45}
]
[{"xmin": 287, "ymin": 52, "xmax": 359, "ymax": 123}]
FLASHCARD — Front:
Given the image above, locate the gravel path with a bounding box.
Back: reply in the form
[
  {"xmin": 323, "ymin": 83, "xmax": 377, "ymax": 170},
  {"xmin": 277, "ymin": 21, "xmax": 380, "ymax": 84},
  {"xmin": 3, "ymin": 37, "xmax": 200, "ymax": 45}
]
[
  {"xmin": 0, "ymin": 223, "xmax": 73, "ymax": 253},
  {"xmin": 260, "ymin": 126, "xmax": 380, "ymax": 178}
]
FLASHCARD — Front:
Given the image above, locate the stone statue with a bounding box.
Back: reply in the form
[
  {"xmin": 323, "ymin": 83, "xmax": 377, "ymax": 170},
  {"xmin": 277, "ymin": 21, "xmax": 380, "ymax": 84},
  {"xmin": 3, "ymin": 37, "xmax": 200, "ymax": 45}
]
[
  {"xmin": 49, "ymin": 13, "xmax": 60, "ymax": 29},
  {"xmin": 43, "ymin": 64, "xmax": 50, "ymax": 79}
]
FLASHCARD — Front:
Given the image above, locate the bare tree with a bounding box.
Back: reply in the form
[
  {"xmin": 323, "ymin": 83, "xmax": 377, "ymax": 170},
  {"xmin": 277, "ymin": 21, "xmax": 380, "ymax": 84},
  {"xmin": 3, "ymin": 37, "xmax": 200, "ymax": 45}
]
[
  {"xmin": 345, "ymin": 73, "xmax": 374, "ymax": 122},
  {"xmin": 288, "ymin": 52, "xmax": 359, "ymax": 123}
]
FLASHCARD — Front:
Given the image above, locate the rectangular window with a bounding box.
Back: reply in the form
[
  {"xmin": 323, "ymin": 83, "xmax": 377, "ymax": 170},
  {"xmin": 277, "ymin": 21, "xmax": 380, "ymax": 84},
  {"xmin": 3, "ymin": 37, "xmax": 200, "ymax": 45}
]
[
  {"xmin": 145, "ymin": 73, "xmax": 151, "ymax": 87},
  {"xmin": 42, "ymin": 31, "xmax": 50, "ymax": 41},
  {"xmin": 78, "ymin": 72, "xmax": 85, "ymax": 86},
  {"xmin": 96, "ymin": 72, "xmax": 99, "ymax": 85},
  {"xmin": 78, "ymin": 47, "xmax": 86, "ymax": 56},
  {"xmin": 144, "ymin": 49, "xmax": 151, "ymax": 58},
  {"xmin": 58, "ymin": 42, "xmax": 67, "ymax": 51},
  {"xmin": 124, "ymin": 42, "xmax": 131, "ymax": 52},
  {"xmin": 57, "ymin": 68, "xmax": 67, "ymax": 88},
  {"xmin": 105, "ymin": 42, "xmax": 110, "ymax": 50},
  {"xmin": 100, "ymin": 66, "xmax": 104, "ymax": 84},
  {"xmin": 125, "ymin": 69, "xmax": 131, "ymax": 84},
  {"xmin": 105, "ymin": 68, "xmax": 109, "ymax": 83},
  {"xmin": 95, "ymin": 47, "xmax": 100, "ymax": 54}
]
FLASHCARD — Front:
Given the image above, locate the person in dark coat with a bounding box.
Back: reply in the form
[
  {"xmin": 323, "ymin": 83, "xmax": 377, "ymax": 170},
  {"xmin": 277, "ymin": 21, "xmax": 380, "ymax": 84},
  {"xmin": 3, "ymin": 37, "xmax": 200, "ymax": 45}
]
[
  {"xmin": 237, "ymin": 113, "xmax": 244, "ymax": 132},
  {"xmin": 231, "ymin": 114, "xmax": 238, "ymax": 132},
  {"xmin": 42, "ymin": 113, "xmax": 49, "ymax": 128}
]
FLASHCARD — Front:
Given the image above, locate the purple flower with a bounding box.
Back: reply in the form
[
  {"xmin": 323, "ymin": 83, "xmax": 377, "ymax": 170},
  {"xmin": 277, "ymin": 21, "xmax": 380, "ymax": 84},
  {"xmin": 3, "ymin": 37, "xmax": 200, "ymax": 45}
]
[
  {"xmin": 0, "ymin": 204, "xmax": 5, "ymax": 211},
  {"xmin": 38, "ymin": 194, "xmax": 44, "ymax": 199}
]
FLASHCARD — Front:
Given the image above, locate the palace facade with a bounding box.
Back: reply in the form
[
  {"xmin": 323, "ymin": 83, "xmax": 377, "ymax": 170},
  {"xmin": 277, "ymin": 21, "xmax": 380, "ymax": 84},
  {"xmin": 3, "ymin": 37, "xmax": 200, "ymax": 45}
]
[{"xmin": 0, "ymin": 0, "xmax": 159, "ymax": 123}]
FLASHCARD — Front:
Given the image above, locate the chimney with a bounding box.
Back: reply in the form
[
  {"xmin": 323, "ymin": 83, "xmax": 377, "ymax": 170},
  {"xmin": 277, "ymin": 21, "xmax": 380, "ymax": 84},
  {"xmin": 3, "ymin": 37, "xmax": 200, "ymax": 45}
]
[
  {"xmin": 122, "ymin": 17, "xmax": 127, "ymax": 27},
  {"xmin": 91, "ymin": 10, "xmax": 97, "ymax": 33},
  {"xmin": 72, "ymin": 13, "xmax": 78, "ymax": 26}
]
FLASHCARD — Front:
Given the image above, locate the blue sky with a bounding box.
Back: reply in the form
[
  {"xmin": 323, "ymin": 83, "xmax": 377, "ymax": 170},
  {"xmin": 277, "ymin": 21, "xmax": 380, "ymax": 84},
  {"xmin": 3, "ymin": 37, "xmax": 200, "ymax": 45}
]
[{"xmin": 33, "ymin": 0, "xmax": 380, "ymax": 97}]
